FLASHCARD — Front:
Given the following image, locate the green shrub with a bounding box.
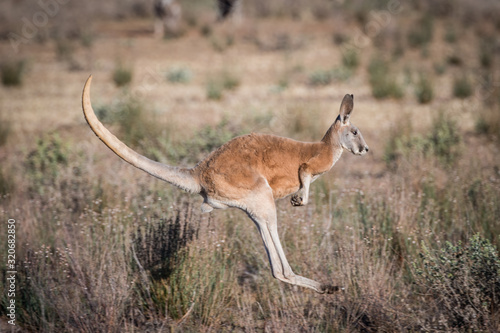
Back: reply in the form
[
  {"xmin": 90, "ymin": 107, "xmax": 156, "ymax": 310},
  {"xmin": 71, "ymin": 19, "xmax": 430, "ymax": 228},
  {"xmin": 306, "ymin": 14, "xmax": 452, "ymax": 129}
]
[
  {"xmin": 415, "ymin": 73, "xmax": 434, "ymax": 104},
  {"xmin": 114, "ymin": 97, "xmax": 155, "ymax": 147},
  {"xmin": 444, "ymin": 25, "xmax": 457, "ymax": 44},
  {"xmin": 407, "ymin": 14, "xmax": 434, "ymax": 48},
  {"xmin": 453, "ymin": 73, "xmax": 473, "ymax": 99},
  {"xmin": 447, "ymin": 54, "xmax": 463, "ymax": 66},
  {"xmin": 414, "ymin": 234, "xmax": 500, "ymax": 330},
  {"xmin": 309, "ymin": 69, "xmax": 332, "ymax": 86},
  {"xmin": 220, "ymin": 71, "xmax": 240, "ymax": 90},
  {"xmin": 428, "ymin": 111, "xmax": 462, "ymax": 165},
  {"xmin": 479, "ymin": 38, "xmax": 494, "ymax": 69},
  {"xmin": 200, "ymin": 24, "xmax": 212, "ymax": 37},
  {"xmin": 475, "ymin": 108, "xmax": 500, "ymax": 139},
  {"xmin": 368, "ymin": 57, "xmax": 404, "ymax": 99},
  {"xmin": 206, "ymin": 79, "xmax": 223, "ymax": 100},
  {"xmin": 433, "ymin": 62, "xmax": 447, "ymax": 75},
  {"xmin": 112, "ymin": 64, "xmax": 133, "ymax": 87},
  {"xmin": 384, "ymin": 112, "xmax": 461, "ymax": 167},
  {"xmin": 0, "ymin": 113, "xmax": 10, "ymax": 146},
  {"xmin": 205, "ymin": 71, "xmax": 240, "ymax": 100},
  {"xmin": 166, "ymin": 67, "xmax": 192, "ymax": 84},
  {"xmin": 0, "ymin": 167, "xmax": 14, "ymax": 197},
  {"xmin": 26, "ymin": 133, "xmax": 69, "ymax": 194},
  {"xmin": 342, "ymin": 49, "xmax": 360, "ymax": 70},
  {"xmin": 55, "ymin": 38, "xmax": 75, "ymax": 62},
  {"xmin": 1, "ymin": 59, "xmax": 26, "ymax": 86}
]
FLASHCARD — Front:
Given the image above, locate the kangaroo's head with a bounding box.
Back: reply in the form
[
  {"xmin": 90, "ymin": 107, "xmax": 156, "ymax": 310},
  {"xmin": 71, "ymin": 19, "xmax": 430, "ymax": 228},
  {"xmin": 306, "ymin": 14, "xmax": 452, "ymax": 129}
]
[{"xmin": 336, "ymin": 94, "xmax": 369, "ymax": 156}]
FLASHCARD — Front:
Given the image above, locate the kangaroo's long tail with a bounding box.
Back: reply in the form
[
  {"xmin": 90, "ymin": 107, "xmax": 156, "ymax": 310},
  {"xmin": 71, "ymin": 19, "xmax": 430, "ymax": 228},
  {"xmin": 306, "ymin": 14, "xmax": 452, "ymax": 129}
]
[{"xmin": 82, "ymin": 75, "xmax": 201, "ymax": 194}]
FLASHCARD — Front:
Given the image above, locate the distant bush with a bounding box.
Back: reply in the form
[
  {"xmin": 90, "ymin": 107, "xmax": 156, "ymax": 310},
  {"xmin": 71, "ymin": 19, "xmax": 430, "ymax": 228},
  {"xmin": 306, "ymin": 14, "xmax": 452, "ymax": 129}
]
[
  {"xmin": 1, "ymin": 59, "xmax": 26, "ymax": 87},
  {"xmin": 415, "ymin": 73, "xmax": 434, "ymax": 104},
  {"xmin": 444, "ymin": 25, "xmax": 457, "ymax": 43},
  {"xmin": 112, "ymin": 64, "xmax": 133, "ymax": 87},
  {"xmin": 476, "ymin": 108, "xmax": 500, "ymax": 139},
  {"xmin": 428, "ymin": 111, "xmax": 462, "ymax": 165},
  {"xmin": 368, "ymin": 57, "xmax": 404, "ymax": 99},
  {"xmin": 479, "ymin": 38, "xmax": 494, "ymax": 69},
  {"xmin": 453, "ymin": 73, "xmax": 473, "ymax": 99},
  {"xmin": 308, "ymin": 67, "xmax": 352, "ymax": 87},
  {"xmin": 220, "ymin": 71, "xmax": 240, "ymax": 90},
  {"xmin": 447, "ymin": 54, "xmax": 463, "ymax": 67},
  {"xmin": 407, "ymin": 14, "xmax": 434, "ymax": 48},
  {"xmin": 309, "ymin": 69, "xmax": 333, "ymax": 86},
  {"xmin": 341, "ymin": 49, "xmax": 360, "ymax": 70},
  {"xmin": 433, "ymin": 62, "xmax": 447, "ymax": 75},
  {"xmin": 206, "ymin": 79, "xmax": 223, "ymax": 100},
  {"xmin": 414, "ymin": 234, "xmax": 500, "ymax": 331},
  {"xmin": 166, "ymin": 67, "xmax": 192, "ymax": 84},
  {"xmin": 114, "ymin": 97, "xmax": 156, "ymax": 147},
  {"xmin": 205, "ymin": 71, "xmax": 240, "ymax": 100},
  {"xmin": 55, "ymin": 38, "xmax": 75, "ymax": 62},
  {"xmin": 0, "ymin": 167, "xmax": 14, "ymax": 197},
  {"xmin": 200, "ymin": 24, "xmax": 212, "ymax": 37},
  {"xmin": 384, "ymin": 112, "xmax": 461, "ymax": 167},
  {"xmin": 210, "ymin": 35, "xmax": 234, "ymax": 53},
  {"xmin": 0, "ymin": 113, "xmax": 11, "ymax": 146},
  {"xmin": 26, "ymin": 133, "xmax": 69, "ymax": 194}
]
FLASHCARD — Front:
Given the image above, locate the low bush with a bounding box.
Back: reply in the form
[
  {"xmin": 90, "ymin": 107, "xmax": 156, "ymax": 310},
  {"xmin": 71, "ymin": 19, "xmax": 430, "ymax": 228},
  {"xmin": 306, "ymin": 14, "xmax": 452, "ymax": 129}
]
[
  {"xmin": 368, "ymin": 57, "xmax": 404, "ymax": 99},
  {"xmin": 166, "ymin": 67, "xmax": 192, "ymax": 84},
  {"xmin": 384, "ymin": 111, "xmax": 461, "ymax": 167},
  {"xmin": 414, "ymin": 234, "xmax": 500, "ymax": 331},
  {"xmin": 407, "ymin": 14, "xmax": 434, "ymax": 48},
  {"xmin": 341, "ymin": 49, "xmax": 360, "ymax": 70},
  {"xmin": 415, "ymin": 73, "xmax": 434, "ymax": 104},
  {"xmin": 1, "ymin": 59, "xmax": 26, "ymax": 87},
  {"xmin": 112, "ymin": 64, "xmax": 133, "ymax": 87},
  {"xmin": 26, "ymin": 133, "xmax": 69, "ymax": 195},
  {"xmin": 453, "ymin": 73, "xmax": 473, "ymax": 99}
]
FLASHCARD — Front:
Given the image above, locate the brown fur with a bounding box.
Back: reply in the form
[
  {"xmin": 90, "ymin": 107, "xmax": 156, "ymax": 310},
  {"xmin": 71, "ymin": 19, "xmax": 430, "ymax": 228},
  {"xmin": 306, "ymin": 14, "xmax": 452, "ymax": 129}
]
[
  {"xmin": 196, "ymin": 134, "xmax": 333, "ymax": 200},
  {"xmin": 82, "ymin": 75, "xmax": 369, "ymax": 293}
]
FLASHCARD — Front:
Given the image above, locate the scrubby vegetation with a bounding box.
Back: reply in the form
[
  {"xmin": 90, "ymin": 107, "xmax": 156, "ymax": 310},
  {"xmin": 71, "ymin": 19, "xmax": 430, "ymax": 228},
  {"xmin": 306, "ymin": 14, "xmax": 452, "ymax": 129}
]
[{"xmin": 1, "ymin": 0, "xmax": 500, "ymax": 331}]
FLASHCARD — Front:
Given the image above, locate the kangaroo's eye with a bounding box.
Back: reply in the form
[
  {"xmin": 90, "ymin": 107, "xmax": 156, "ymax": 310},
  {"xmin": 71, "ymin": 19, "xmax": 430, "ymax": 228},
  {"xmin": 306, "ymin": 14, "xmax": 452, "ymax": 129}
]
[{"xmin": 352, "ymin": 130, "xmax": 358, "ymax": 136}]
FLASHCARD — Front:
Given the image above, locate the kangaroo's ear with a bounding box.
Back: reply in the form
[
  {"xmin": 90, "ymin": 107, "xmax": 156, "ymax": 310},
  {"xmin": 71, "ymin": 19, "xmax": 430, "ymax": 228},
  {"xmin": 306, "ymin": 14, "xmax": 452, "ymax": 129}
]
[{"xmin": 339, "ymin": 94, "xmax": 354, "ymax": 124}]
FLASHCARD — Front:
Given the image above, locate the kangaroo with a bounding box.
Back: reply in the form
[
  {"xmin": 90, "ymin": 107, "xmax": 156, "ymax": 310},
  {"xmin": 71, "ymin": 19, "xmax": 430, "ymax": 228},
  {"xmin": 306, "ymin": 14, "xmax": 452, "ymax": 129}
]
[
  {"xmin": 82, "ymin": 75, "xmax": 369, "ymax": 293},
  {"xmin": 153, "ymin": 0, "xmax": 182, "ymax": 38}
]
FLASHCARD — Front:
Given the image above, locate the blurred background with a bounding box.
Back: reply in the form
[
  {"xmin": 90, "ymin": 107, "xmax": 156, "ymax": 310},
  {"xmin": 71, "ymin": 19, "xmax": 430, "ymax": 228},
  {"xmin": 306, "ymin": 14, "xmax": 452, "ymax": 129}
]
[{"xmin": 1, "ymin": 0, "xmax": 500, "ymax": 331}]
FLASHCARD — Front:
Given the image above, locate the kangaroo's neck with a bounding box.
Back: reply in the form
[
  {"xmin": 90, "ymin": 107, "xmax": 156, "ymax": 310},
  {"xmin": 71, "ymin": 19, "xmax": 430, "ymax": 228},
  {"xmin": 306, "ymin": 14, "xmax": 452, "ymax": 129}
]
[
  {"xmin": 320, "ymin": 118, "xmax": 343, "ymax": 166},
  {"xmin": 321, "ymin": 118, "xmax": 341, "ymax": 145}
]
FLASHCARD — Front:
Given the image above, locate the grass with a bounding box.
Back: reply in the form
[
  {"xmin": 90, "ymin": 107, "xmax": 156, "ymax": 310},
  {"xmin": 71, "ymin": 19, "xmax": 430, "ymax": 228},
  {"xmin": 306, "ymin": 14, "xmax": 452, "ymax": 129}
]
[
  {"xmin": 2, "ymin": 132, "xmax": 499, "ymax": 330},
  {"xmin": 2, "ymin": 95, "xmax": 499, "ymax": 331},
  {"xmin": 1, "ymin": 2, "xmax": 500, "ymax": 332}
]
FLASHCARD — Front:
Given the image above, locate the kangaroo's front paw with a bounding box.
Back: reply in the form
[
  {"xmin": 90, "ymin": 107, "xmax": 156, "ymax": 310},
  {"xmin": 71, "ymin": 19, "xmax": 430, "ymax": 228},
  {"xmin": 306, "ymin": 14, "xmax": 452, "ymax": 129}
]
[{"xmin": 291, "ymin": 194, "xmax": 304, "ymax": 206}]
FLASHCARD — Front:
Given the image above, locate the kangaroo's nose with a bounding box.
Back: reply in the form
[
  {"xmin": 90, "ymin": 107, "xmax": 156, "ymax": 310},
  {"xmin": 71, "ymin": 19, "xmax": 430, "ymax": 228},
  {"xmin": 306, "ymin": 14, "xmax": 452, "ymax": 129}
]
[{"xmin": 365, "ymin": 146, "xmax": 369, "ymax": 152}]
